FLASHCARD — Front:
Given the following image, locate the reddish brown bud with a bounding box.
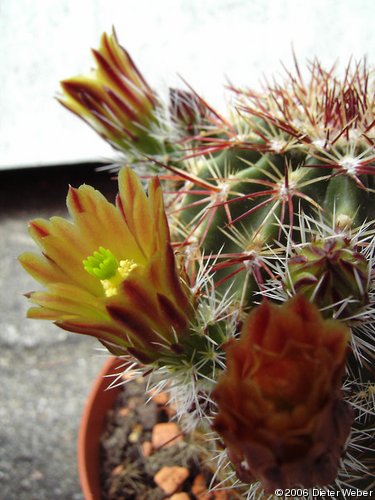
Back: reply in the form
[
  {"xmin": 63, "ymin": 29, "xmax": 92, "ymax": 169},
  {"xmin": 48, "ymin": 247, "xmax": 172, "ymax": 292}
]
[
  {"xmin": 212, "ymin": 296, "xmax": 353, "ymax": 492},
  {"xmin": 169, "ymin": 88, "xmax": 210, "ymax": 132}
]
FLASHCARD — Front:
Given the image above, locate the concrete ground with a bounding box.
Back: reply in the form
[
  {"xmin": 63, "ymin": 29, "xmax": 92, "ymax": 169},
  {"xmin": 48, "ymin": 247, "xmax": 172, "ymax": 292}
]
[{"xmin": 0, "ymin": 165, "xmax": 117, "ymax": 500}]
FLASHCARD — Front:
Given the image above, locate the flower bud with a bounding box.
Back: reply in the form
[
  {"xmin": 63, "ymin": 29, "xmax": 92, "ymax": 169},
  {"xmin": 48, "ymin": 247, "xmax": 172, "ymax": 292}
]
[
  {"xmin": 212, "ymin": 296, "xmax": 353, "ymax": 492},
  {"xmin": 59, "ymin": 30, "xmax": 159, "ymax": 153},
  {"xmin": 169, "ymin": 88, "xmax": 210, "ymax": 134},
  {"xmin": 286, "ymin": 237, "xmax": 369, "ymax": 317}
]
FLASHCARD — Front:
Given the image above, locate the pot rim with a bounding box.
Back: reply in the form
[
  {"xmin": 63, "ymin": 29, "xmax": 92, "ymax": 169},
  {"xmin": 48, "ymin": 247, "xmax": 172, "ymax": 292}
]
[{"xmin": 78, "ymin": 356, "xmax": 123, "ymax": 500}]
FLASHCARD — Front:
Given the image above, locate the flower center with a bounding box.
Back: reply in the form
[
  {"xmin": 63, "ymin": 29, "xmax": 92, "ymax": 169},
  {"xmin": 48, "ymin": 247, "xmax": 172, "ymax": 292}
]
[{"xmin": 83, "ymin": 247, "xmax": 138, "ymax": 297}]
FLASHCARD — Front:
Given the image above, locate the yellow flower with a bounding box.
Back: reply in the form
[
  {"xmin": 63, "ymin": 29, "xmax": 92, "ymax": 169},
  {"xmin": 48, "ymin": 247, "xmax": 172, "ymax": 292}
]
[
  {"xmin": 58, "ymin": 30, "xmax": 158, "ymax": 151},
  {"xmin": 212, "ymin": 296, "xmax": 353, "ymax": 492},
  {"xmin": 19, "ymin": 168, "xmax": 193, "ymax": 363}
]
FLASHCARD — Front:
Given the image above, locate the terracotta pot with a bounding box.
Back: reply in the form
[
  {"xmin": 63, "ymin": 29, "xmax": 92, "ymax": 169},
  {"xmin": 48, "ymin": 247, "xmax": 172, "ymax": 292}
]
[{"xmin": 78, "ymin": 356, "xmax": 123, "ymax": 500}]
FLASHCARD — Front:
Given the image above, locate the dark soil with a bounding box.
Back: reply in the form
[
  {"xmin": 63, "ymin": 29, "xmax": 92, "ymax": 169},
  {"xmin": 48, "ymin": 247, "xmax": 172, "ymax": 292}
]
[{"xmin": 100, "ymin": 378, "xmax": 233, "ymax": 499}]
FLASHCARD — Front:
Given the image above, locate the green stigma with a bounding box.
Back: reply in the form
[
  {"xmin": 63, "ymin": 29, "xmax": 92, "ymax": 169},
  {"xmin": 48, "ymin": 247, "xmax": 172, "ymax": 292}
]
[{"xmin": 83, "ymin": 247, "xmax": 119, "ymax": 280}]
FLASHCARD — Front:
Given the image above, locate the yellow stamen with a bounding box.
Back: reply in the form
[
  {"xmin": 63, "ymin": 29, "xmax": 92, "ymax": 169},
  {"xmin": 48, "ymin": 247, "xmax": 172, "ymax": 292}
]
[{"xmin": 101, "ymin": 259, "xmax": 138, "ymax": 297}]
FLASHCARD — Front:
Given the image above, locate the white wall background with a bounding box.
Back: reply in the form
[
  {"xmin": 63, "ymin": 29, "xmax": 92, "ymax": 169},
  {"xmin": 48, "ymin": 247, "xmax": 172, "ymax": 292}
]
[{"xmin": 1, "ymin": 0, "xmax": 374, "ymax": 168}]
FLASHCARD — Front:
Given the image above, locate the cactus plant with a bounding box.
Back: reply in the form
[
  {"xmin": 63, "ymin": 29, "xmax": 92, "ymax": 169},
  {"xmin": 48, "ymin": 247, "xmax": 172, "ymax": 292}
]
[{"xmin": 20, "ymin": 30, "xmax": 374, "ymax": 498}]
